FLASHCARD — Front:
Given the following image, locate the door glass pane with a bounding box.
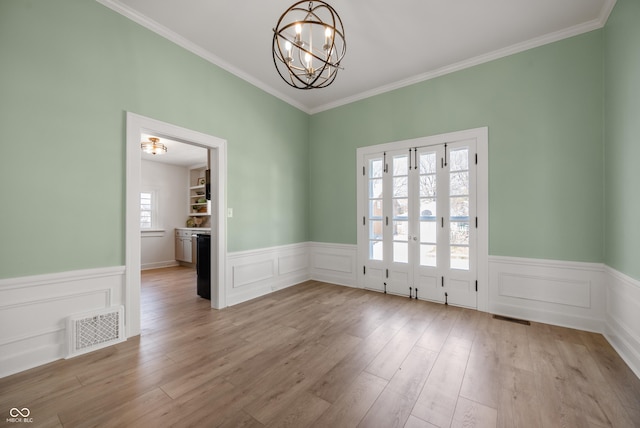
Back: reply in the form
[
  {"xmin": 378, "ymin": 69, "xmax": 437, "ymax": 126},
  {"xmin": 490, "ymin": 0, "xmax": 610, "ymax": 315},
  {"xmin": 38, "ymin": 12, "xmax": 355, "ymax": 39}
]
[
  {"xmin": 370, "ymin": 241, "xmax": 383, "ymax": 261},
  {"xmin": 393, "ymin": 177, "xmax": 408, "ymax": 197},
  {"xmin": 450, "ymin": 197, "xmax": 469, "ymax": 218},
  {"xmin": 370, "ymin": 220, "xmax": 383, "ymax": 240},
  {"xmin": 370, "ymin": 159, "xmax": 383, "ymax": 178},
  {"xmin": 450, "ymin": 222, "xmax": 469, "ymax": 245},
  {"xmin": 420, "ymin": 221, "xmax": 436, "ymax": 243},
  {"xmin": 393, "ymin": 221, "xmax": 408, "ymax": 241},
  {"xmin": 450, "ymin": 148, "xmax": 469, "ymax": 171},
  {"xmin": 450, "ymin": 172, "xmax": 469, "ymax": 195},
  {"xmin": 393, "ymin": 199, "xmax": 408, "ymax": 218},
  {"xmin": 420, "ymin": 175, "xmax": 436, "ymax": 197},
  {"xmin": 394, "ymin": 242, "xmax": 408, "ymax": 263},
  {"xmin": 421, "ymin": 244, "xmax": 437, "ymax": 267},
  {"xmin": 420, "ymin": 198, "xmax": 436, "ymax": 218},
  {"xmin": 451, "ymin": 246, "xmax": 469, "ymax": 270},
  {"xmin": 420, "ymin": 153, "xmax": 437, "ymax": 174},
  {"xmin": 393, "ymin": 155, "xmax": 408, "ymax": 176},
  {"xmin": 369, "ymin": 200, "xmax": 383, "ymax": 219},
  {"xmin": 369, "ymin": 179, "xmax": 383, "ymax": 198}
]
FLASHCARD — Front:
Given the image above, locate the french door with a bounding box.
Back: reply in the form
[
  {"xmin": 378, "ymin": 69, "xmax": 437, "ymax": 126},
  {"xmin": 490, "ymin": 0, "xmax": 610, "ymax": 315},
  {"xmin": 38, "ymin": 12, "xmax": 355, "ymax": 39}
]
[{"xmin": 360, "ymin": 137, "xmax": 478, "ymax": 308}]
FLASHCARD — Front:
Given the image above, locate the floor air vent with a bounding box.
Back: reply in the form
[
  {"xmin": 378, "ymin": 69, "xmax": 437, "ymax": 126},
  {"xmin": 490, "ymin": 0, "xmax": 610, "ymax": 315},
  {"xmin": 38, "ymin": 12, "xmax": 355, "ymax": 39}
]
[
  {"xmin": 492, "ymin": 314, "xmax": 531, "ymax": 326},
  {"xmin": 67, "ymin": 306, "xmax": 125, "ymax": 358}
]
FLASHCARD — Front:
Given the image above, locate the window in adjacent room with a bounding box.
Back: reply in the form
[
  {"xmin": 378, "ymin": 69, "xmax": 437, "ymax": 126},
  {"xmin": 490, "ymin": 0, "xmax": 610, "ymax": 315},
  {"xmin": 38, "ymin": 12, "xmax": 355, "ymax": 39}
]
[{"xmin": 140, "ymin": 191, "xmax": 155, "ymax": 229}]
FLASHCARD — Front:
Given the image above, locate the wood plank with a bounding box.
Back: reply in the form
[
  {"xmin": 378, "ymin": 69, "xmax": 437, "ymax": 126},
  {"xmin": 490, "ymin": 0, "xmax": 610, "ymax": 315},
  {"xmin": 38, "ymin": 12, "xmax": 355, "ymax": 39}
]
[
  {"xmin": 358, "ymin": 388, "xmax": 415, "ymax": 428},
  {"xmin": 496, "ymin": 366, "xmax": 542, "ymax": 428},
  {"xmin": 309, "ymin": 324, "xmax": 397, "ymax": 403},
  {"xmin": 386, "ymin": 345, "xmax": 438, "ymax": 400},
  {"xmin": 451, "ymin": 396, "xmax": 497, "ymax": 428},
  {"xmin": 555, "ymin": 340, "xmax": 637, "ymax": 427},
  {"xmin": 310, "ymin": 371, "xmax": 387, "ymax": 428},
  {"xmin": 365, "ymin": 316, "xmax": 430, "ymax": 380},
  {"xmin": 264, "ymin": 392, "xmax": 331, "ymax": 428},
  {"xmin": 411, "ymin": 336, "xmax": 472, "ymax": 427},
  {"xmin": 459, "ymin": 314, "xmax": 501, "ymax": 409},
  {"xmin": 403, "ymin": 415, "xmax": 438, "ymax": 428},
  {"xmin": 577, "ymin": 330, "xmax": 640, "ymax": 411}
]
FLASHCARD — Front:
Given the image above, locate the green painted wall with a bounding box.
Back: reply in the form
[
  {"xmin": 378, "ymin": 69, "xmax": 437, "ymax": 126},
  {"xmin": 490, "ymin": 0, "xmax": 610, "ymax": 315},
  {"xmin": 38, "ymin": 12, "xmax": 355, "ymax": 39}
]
[
  {"xmin": 2, "ymin": 0, "xmax": 629, "ymax": 281},
  {"xmin": 604, "ymin": 0, "xmax": 640, "ymax": 280},
  {"xmin": 309, "ymin": 31, "xmax": 605, "ymax": 263},
  {"xmin": 0, "ymin": 0, "xmax": 309, "ymax": 279}
]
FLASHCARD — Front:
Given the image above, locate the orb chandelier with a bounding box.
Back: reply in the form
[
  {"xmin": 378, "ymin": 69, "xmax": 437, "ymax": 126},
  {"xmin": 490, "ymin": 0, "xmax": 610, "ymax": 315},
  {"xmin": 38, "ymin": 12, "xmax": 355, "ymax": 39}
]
[
  {"xmin": 272, "ymin": 1, "xmax": 346, "ymax": 89},
  {"xmin": 141, "ymin": 137, "xmax": 167, "ymax": 155}
]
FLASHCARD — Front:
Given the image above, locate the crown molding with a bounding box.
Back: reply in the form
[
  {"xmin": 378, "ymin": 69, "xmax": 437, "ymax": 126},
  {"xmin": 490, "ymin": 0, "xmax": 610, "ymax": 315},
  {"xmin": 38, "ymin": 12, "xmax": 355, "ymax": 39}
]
[{"xmin": 97, "ymin": 0, "xmax": 616, "ymax": 116}]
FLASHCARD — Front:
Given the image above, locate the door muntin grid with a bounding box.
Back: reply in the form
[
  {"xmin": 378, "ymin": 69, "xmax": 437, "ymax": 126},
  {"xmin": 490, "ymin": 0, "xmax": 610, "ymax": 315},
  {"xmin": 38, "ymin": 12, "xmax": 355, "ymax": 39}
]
[
  {"xmin": 419, "ymin": 151, "xmax": 438, "ymax": 267},
  {"xmin": 449, "ymin": 147, "xmax": 470, "ymax": 271},
  {"xmin": 368, "ymin": 157, "xmax": 384, "ymax": 261},
  {"xmin": 392, "ymin": 154, "xmax": 409, "ymax": 264}
]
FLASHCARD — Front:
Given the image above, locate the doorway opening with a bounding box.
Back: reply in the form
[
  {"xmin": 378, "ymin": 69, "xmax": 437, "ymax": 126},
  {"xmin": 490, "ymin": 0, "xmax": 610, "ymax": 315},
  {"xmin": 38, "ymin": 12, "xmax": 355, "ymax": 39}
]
[{"xmin": 125, "ymin": 112, "xmax": 227, "ymax": 338}]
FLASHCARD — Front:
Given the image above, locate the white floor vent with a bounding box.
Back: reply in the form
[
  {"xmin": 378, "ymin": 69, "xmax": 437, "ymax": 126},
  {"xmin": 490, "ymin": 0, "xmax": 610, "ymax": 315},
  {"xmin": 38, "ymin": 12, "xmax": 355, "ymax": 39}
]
[{"xmin": 66, "ymin": 306, "xmax": 125, "ymax": 358}]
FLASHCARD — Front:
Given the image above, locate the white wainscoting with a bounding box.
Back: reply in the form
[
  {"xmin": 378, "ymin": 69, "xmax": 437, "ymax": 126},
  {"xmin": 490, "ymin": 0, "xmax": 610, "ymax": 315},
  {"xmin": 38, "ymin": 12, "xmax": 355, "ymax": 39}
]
[
  {"xmin": 225, "ymin": 243, "xmax": 310, "ymax": 306},
  {"xmin": 4, "ymin": 250, "xmax": 639, "ymax": 381},
  {"xmin": 488, "ymin": 256, "xmax": 606, "ymax": 333},
  {"xmin": 604, "ymin": 266, "xmax": 640, "ymax": 378},
  {"xmin": 0, "ymin": 266, "xmax": 125, "ymax": 378},
  {"xmin": 309, "ymin": 242, "xmax": 358, "ymax": 287},
  {"xmin": 225, "ymin": 242, "xmax": 357, "ymax": 306}
]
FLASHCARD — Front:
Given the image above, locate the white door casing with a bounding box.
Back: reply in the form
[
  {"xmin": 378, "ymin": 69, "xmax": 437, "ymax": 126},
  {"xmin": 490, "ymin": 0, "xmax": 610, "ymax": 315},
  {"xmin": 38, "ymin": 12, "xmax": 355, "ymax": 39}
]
[
  {"xmin": 126, "ymin": 112, "xmax": 227, "ymax": 337},
  {"xmin": 357, "ymin": 127, "xmax": 488, "ymax": 311}
]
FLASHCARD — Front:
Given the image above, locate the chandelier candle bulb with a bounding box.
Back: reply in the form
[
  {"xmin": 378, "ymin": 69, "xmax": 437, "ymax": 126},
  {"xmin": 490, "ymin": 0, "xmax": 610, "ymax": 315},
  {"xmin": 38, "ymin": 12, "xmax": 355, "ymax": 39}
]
[
  {"xmin": 285, "ymin": 41, "xmax": 293, "ymax": 62},
  {"xmin": 295, "ymin": 23, "xmax": 302, "ymax": 45},
  {"xmin": 324, "ymin": 27, "xmax": 332, "ymax": 50}
]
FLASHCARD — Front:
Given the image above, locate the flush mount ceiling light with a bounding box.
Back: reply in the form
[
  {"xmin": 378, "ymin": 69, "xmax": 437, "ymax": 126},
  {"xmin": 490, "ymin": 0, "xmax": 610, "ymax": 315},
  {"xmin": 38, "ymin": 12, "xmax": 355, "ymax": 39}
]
[
  {"xmin": 272, "ymin": 1, "xmax": 346, "ymax": 89},
  {"xmin": 141, "ymin": 137, "xmax": 167, "ymax": 155}
]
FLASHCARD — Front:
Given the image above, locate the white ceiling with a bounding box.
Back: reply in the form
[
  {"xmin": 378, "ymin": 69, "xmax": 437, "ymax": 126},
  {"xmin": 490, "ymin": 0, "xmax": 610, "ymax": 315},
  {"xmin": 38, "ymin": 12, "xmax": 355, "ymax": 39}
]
[
  {"xmin": 141, "ymin": 134, "xmax": 208, "ymax": 167},
  {"xmin": 98, "ymin": 0, "xmax": 615, "ymax": 114}
]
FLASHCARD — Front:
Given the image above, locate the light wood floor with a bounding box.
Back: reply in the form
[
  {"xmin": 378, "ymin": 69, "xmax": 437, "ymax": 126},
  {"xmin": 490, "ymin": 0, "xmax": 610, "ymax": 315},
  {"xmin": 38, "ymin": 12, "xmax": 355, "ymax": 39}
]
[{"xmin": 1, "ymin": 266, "xmax": 639, "ymax": 427}]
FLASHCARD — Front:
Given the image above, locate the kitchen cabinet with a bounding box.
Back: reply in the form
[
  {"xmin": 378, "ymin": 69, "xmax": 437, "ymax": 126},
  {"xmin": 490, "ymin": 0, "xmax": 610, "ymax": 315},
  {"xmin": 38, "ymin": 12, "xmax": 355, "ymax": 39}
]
[{"xmin": 175, "ymin": 229, "xmax": 193, "ymax": 263}]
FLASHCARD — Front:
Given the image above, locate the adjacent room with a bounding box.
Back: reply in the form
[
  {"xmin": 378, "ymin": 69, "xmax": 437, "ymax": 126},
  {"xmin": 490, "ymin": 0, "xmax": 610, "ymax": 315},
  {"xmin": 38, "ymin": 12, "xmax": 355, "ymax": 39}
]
[{"xmin": 1, "ymin": 0, "xmax": 639, "ymax": 426}]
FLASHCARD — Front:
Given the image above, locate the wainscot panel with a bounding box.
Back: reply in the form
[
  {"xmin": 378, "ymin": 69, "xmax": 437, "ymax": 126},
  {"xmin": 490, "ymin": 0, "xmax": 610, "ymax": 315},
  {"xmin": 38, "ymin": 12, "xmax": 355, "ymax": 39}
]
[
  {"xmin": 225, "ymin": 243, "xmax": 310, "ymax": 306},
  {"xmin": 489, "ymin": 256, "xmax": 605, "ymax": 333},
  {"xmin": 0, "ymin": 266, "xmax": 126, "ymax": 378},
  {"xmin": 604, "ymin": 266, "xmax": 640, "ymax": 379},
  {"xmin": 309, "ymin": 242, "xmax": 357, "ymax": 287}
]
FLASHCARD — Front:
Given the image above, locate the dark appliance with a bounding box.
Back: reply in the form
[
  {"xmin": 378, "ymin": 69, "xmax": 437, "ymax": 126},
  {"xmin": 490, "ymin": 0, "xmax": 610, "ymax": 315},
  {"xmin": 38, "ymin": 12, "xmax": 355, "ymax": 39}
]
[{"xmin": 196, "ymin": 234, "xmax": 211, "ymax": 300}]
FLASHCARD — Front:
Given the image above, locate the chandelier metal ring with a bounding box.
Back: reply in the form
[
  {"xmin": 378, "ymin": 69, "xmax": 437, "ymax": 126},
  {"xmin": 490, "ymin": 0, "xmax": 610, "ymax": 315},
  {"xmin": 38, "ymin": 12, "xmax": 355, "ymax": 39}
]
[{"xmin": 272, "ymin": 1, "xmax": 346, "ymax": 89}]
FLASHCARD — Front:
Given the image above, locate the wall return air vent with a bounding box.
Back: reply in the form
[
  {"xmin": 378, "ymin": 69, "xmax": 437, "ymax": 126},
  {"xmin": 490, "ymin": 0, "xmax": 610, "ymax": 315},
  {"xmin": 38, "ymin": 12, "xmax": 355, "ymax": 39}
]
[{"xmin": 66, "ymin": 306, "xmax": 125, "ymax": 358}]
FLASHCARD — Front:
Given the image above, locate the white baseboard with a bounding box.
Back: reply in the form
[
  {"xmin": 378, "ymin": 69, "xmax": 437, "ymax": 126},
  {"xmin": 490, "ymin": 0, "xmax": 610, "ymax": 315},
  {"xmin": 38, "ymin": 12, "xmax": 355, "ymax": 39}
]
[
  {"xmin": 603, "ymin": 266, "xmax": 640, "ymax": 379},
  {"xmin": 0, "ymin": 266, "xmax": 126, "ymax": 378},
  {"xmin": 309, "ymin": 242, "xmax": 358, "ymax": 287},
  {"xmin": 226, "ymin": 243, "xmax": 310, "ymax": 306},
  {"xmin": 141, "ymin": 260, "xmax": 179, "ymax": 270},
  {"xmin": 488, "ymin": 256, "xmax": 606, "ymax": 332}
]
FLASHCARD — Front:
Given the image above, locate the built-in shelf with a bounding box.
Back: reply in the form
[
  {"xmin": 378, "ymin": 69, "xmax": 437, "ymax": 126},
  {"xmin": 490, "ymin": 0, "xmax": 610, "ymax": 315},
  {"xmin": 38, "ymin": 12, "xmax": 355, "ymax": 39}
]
[{"xmin": 189, "ymin": 167, "xmax": 210, "ymax": 216}]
